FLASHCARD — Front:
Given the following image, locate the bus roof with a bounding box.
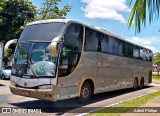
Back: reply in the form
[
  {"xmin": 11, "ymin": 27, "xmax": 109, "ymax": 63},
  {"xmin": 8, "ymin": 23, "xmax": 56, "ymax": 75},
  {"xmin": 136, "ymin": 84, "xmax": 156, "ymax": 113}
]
[
  {"xmin": 26, "ymin": 19, "xmax": 70, "ymax": 26},
  {"xmin": 26, "ymin": 19, "xmax": 152, "ymax": 52}
]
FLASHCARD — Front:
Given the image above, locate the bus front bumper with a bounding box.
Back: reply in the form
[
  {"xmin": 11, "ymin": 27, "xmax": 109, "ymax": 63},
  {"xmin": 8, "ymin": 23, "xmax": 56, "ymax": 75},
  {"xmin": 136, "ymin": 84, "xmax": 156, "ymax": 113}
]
[{"xmin": 9, "ymin": 84, "xmax": 57, "ymax": 102}]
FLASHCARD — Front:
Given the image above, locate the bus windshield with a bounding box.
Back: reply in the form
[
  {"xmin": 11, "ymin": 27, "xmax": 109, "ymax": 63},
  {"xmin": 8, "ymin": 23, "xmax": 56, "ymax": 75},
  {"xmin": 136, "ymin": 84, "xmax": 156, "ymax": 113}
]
[
  {"xmin": 12, "ymin": 42, "xmax": 57, "ymax": 78},
  {"xmin": 19, "ymin": 22, "xmax": 66, "ymax": 42}
]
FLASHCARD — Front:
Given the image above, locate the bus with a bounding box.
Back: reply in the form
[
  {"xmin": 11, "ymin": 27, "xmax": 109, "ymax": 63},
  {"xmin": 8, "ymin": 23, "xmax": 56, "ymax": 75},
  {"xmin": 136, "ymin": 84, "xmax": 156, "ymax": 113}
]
[{"xmin": 9, "ymin": 19, "xmax": 153, "ymax": 103}]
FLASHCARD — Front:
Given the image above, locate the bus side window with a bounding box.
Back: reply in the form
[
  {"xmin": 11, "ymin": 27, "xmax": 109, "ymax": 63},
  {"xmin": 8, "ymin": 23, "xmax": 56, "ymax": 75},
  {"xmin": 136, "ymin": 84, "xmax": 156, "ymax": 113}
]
[
  {"xmin": 140, "ymin": 48, "xmax": 147, "ymax": 60},
  {"xmin": 58, "ymin": 23, "xmax": 83, "ymax": 77},
  {"xmin": 116, "ymin": 39, "xmax": 124, "ymax": 56},
  {"xmin": 58, "ymin": 48, "xmax": 71, "ymax": 76},
  {"xmin": 133, "ymin": 46, "xmax": 140, "ymax": 59},
  {"xmin": 85, "ymin": 28, "xmax": 98, "ymax": 51},
  {"xmin": 148, "ymin": 50, "xmax": 153, "ymax": 61},
  {"xmin": 133, "ymin": 48, "xmax": 140, "ymax": 58},
  {"xmin": 124, "ymin": 43, "xmax": 133, "ymax": 58},
  {"xmin": 101, "ymin": 35, "xmax": 108, "ymax": 53}
]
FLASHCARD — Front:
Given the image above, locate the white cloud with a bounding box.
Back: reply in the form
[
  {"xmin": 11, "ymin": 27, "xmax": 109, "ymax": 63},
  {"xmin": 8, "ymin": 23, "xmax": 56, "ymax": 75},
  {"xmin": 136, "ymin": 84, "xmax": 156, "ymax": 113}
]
[
  {"xmin": 131, "ymin": 37, "xmax": 152, "ymax": 45},
  {"xmin": 130, "ymin": 36, "xmax": 160, "ymax": 45},
  {"xmin": 144, "ymin": 46, "xmax": 157, "ymax": 52},
  {"xmin": 130, "ymin": 36, "xmax": 160, "ymax": 53},
  {"xmin": 81, "ymin": 0, "xmax": 130, "ymax": 23}
]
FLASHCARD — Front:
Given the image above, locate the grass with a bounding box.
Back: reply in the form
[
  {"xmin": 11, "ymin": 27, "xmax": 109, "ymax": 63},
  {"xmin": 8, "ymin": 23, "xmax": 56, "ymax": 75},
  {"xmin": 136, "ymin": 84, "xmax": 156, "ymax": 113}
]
[
  {"xmin": 152, "ymin": 72, "xmax": 160, "ymax": 76},
  {"xmin": 87, "ymin": 91, "xmax": 160, "ymax": 116},
  {"xmin": 152, "ymin": 75, "xmax": 160, "ymax": 81}
]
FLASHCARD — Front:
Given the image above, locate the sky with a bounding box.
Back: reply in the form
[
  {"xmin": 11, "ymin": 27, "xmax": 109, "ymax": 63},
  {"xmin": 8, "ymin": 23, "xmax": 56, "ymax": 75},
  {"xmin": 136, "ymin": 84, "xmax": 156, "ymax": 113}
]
[{"xmin": 29, "ymin": 0, "xmax": 160, "ymax": 53}]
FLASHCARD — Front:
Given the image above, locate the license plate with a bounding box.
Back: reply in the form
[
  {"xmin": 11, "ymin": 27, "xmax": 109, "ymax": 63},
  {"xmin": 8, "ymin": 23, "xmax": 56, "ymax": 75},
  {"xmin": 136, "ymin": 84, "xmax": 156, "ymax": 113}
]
[{"xmin": 22, "ymin": 91, "xmax": 30, "ymax": 96}]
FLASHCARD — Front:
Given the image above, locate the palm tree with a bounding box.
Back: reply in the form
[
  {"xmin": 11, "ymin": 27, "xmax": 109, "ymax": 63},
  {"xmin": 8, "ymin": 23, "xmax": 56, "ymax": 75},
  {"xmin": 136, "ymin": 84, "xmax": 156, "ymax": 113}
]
[{"xmin": 128, "ymin": 0, "xmax": 160, "ymax": 33}]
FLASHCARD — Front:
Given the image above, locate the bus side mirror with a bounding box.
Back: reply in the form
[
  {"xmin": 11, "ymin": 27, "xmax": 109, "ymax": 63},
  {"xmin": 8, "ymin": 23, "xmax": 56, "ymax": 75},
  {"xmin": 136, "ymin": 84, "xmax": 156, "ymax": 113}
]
[
  {"xmin": 4, "ymin": 39, "xmax": 18, "ymax": 57},
  {"xmin": 50, "ymin": 42, "xmax": 58, "ymax": 57},
  {"xmin": 50, "ymin": 36, "xmax": 62, "ymax": 57}
]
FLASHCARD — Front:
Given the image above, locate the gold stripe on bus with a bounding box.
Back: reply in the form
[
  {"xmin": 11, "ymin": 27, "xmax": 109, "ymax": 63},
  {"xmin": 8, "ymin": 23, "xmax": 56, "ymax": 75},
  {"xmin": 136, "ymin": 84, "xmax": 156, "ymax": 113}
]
[
  {"xmin": 78, "ymin": 77, "xmax": 96, "ymax": 97},
  {"xmin": 77, "ymin": 26, "xmax": 96, "ymax": 97},
  {"xmin": 59, "ymin": 25, "xmax": 86, "ymax": 78}
]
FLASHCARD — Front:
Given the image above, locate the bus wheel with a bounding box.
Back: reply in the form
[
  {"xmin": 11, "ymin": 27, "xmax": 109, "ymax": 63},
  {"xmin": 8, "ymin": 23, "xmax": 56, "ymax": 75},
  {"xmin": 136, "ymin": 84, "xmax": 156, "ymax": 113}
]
[
  {"xmin": 140, "ymin": 78, "xmax": 144, "ymax": 89},
  {"xmin": 78, "ymin": 82, "xmax": 91, "ymax": 103},
  {"xmin": 133, "ymin": 78, "xmax": 138, "ymax": 90}
]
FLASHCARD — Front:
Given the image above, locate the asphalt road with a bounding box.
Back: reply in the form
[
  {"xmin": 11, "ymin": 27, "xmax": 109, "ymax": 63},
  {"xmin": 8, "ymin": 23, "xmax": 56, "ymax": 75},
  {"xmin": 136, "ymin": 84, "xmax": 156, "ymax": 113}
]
[{"xmin": 0, "ymin": 79, "xmax": 160, "ymax": 116}]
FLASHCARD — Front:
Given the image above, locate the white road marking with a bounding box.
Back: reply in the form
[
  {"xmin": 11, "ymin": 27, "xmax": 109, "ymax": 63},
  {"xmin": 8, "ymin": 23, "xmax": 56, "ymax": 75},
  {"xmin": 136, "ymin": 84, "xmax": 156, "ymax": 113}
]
[{"xmin": 76, "ymin": 91, "xmax": 159, "ymax": 116}]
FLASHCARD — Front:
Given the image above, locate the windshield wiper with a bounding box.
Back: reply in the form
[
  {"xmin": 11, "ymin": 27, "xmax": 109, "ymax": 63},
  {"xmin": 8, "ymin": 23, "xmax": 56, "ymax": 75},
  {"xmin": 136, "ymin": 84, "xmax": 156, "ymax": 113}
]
[
  {"xmin": 16, "ymin": 53, "xmax": 31, "ymax": 77},
  {"xmin": 16, "ymin": 64, "xmax": 27, "ymax": 77}
]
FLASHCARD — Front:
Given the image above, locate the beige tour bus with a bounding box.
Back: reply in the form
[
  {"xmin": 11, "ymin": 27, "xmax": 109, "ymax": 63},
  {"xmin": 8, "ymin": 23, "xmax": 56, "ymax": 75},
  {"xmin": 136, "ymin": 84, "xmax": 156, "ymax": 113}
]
[{"xmin": 8, "ymin": 19, "xmax": 152, "ymax": 103}]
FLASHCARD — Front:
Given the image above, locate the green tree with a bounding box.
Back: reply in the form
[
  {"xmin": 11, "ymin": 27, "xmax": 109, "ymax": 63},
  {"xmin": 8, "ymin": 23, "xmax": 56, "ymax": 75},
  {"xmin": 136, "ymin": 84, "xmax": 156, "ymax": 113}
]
[
  {"xmin": 128, "ymin": 0, "xmax": 160, "ymax": 33},
  {"xmin": 153, "ymin": 53, "xmax": 160, "ymax": 66},
  {"xmin": 153, "ymin": 53, "xmax": 160, "ymax": 75},
  {"xmin": 3, "ymin": 48, "xmax": 13, "ymax": 65},
  {"xmin": 37, "ymin": 0, "xmax": 71, "ymax": 20},
  {"xmin": 0, "ymin": 0, "xmax": 36, "ymax": 44}
]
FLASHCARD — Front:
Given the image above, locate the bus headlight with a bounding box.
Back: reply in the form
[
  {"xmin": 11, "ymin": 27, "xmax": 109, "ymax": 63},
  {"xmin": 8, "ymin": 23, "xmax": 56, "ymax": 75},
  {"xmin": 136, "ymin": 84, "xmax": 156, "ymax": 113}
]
[
  {"xmin": 45, "ymin": 69, "xmax": 55, "ymax": 76},
  {"xmin": 38, "ymin": 85, "xmax": 54, "ymax": 89}
]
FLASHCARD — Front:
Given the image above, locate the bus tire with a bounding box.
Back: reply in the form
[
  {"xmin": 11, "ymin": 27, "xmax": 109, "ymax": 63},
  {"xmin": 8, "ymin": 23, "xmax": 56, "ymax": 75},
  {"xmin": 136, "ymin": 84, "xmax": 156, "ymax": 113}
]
[
  {"xmin": 140, "ymin": 78, "xmax": 144, "ymax": 89},
  {"xmin": 78, "ymin": 82, "xmax": 91, "ymax": 103},
  {"xmin": 133, "ymin": 78, "xmax": 138, "ymax": 90}
]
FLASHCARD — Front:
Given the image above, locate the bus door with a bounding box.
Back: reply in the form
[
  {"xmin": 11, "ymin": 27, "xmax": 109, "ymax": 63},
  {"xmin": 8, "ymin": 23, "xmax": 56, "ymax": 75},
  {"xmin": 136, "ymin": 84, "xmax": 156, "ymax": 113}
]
[{"xmin": 58, "ymin": 47, "xmax": 79, "ymax": 77}]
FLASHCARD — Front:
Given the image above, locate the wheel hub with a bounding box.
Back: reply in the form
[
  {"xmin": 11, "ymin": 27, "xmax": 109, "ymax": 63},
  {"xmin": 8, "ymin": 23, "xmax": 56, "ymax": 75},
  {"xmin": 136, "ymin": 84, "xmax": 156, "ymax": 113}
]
[{"xmin": 81, "ymin": 87, "xmax": 89, "ymax": 98}]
